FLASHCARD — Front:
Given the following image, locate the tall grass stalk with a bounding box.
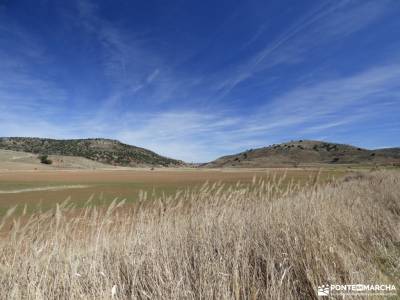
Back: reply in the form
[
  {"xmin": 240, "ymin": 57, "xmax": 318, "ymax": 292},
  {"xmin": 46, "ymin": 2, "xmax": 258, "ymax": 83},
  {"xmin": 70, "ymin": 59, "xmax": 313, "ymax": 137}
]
[{"xmin": 0, "ymin": 171, "xmax": 399, "ymax": 299}]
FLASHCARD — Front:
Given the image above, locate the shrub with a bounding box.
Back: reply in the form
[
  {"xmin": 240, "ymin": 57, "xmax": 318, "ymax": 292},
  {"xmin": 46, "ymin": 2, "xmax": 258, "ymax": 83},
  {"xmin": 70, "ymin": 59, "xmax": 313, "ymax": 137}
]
[{"xmin": 38, "ymin": 154, "xmax": 52, "ymax": 165}]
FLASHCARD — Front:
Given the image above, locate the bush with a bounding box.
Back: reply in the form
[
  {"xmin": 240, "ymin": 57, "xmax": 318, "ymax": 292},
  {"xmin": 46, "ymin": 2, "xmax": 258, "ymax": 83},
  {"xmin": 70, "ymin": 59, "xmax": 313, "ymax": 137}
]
[{"xmin": 38, "ymin": 154, "xmax": 52, "ymax": 165}]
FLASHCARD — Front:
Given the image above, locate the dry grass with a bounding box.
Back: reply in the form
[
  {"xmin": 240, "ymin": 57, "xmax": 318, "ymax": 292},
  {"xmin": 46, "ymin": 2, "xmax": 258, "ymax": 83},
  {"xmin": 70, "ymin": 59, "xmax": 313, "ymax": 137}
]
[{"xmin": 0, "ymin": 171, "xmax": 399, "ymax": 299}]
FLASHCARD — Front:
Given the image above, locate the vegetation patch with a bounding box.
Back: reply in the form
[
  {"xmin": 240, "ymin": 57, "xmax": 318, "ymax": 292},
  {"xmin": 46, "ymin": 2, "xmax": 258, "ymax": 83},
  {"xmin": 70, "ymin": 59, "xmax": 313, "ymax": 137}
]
[
  {"xmin": 38, "ymin": 154, "xmax": 52, "ymax": 165},
  {"xmin": 0, "ymin": 170, "xmax": 398, "ymax": 298},
  {"xmin": 0, "ymin": 137, "xmax": 183, "ymax": 167}
]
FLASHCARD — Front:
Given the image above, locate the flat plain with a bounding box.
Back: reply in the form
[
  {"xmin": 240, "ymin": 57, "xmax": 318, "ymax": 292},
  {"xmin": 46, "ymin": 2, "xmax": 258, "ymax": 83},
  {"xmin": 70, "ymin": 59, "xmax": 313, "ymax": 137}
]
[
  {"xmin": 0, "ymin": 167, "xmax": 345, "ymax": 215},
  {"xmin": 1, "ymin": 168, "xmax": 398, "ymax": 299}
]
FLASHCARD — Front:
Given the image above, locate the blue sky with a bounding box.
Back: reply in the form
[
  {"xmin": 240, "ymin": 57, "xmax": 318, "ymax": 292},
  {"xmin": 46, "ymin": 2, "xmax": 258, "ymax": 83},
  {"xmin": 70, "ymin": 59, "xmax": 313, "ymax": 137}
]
[{"xmin": 1, "ymin": 0, "xmax": 400, "ymax": 162}]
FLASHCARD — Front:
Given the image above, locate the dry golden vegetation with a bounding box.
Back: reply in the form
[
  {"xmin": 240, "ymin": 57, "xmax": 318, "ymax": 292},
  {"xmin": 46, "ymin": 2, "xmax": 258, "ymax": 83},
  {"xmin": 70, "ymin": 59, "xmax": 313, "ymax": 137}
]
[{"xmin": 0, "ymin": 171, "xmax": 399, "ymax": 299}]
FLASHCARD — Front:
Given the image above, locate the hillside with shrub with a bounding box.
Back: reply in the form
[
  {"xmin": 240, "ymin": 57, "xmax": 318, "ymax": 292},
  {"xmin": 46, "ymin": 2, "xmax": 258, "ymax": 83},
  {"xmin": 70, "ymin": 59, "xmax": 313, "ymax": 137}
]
[
  {"xmin": 204, "ymin": 140, "xmax": 400, "ymax": 168},
  {"xmin": 0, "ymin": 137, "xmax": 183, "ymax": 167}
]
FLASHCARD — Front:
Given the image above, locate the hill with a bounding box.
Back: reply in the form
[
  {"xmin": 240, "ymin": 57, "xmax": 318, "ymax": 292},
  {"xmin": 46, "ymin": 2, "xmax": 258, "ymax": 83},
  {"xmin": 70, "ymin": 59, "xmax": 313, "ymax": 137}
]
[
  {"xmin": 203, "ymin": 140, "xmax": 400, "ymax": 168},
  {"xmin": 0, "ymin": 149, "xmax": 115, "ymax": 170},
  {"xmin": 0, "ymin": 137, "xmax": 183, "ymax": 167}
]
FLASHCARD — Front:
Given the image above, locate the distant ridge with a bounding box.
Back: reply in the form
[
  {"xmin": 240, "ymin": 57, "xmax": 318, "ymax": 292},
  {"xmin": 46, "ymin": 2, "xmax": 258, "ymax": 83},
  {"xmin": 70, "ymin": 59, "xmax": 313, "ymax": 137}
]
[
  {"xmin": 0, "ymin": 137, "xmax": 183, "ymax": 167},
  {"xmin": 203, "ymin": 140, "xmax": 400, "ymax": 168}
]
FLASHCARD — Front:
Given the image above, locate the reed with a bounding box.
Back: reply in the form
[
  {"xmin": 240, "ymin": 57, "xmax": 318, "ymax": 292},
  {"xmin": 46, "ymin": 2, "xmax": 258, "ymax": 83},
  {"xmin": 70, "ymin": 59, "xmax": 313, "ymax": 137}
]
[{"xmin": 0, "ymin": 171, "xmax": 399, "ymax": 299}]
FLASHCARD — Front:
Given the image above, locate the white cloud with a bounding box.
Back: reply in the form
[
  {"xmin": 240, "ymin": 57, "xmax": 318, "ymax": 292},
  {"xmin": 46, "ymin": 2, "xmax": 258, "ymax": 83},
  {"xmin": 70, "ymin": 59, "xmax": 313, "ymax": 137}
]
[
  {"xmin": 146, "ymin": 69, "xmax": 160, "ymax": 83},
  {"xmin": 210, "ymin": 0, "xmax": 395, "ymax": 97},
  {"xmin": 1, "ymin": 62, "xmax": 399, "ymax": 162},
  {"xmin": 0, "ymin": 0, "xmax": 399, "ymax": 163},
  {"xmin": 115, "ymin": 63, "xmax": 400, "ymax": 161}
]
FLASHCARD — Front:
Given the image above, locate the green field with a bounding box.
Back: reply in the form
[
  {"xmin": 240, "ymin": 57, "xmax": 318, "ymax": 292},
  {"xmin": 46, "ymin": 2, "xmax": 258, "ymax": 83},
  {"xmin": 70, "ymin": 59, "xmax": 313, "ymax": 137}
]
[{"xmin": 0, "ymin": 168, "xmax": 349, "ymax": 215}]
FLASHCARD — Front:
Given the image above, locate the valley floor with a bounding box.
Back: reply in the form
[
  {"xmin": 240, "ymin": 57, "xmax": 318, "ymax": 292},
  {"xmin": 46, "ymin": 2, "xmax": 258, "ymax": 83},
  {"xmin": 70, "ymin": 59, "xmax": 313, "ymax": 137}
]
[
  {"xmin": 0, "ymin": 167, "xmax": 344, "ymax": 215},
  {"xmin": 0, "ymin": 169, "xmax": 398, "ymax": 299}
]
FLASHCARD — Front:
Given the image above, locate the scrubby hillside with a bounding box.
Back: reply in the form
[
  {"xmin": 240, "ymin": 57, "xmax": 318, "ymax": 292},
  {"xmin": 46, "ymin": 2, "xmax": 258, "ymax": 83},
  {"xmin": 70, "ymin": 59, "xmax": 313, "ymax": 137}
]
[
  {"xmin": 0, "ymin": 171, "xmax": 399, "ymax": 298},
  {"xmin": 205, "ymin": 140, "xmax": 400, "ymax": 168},
  {"xmin": 0, "ymin": 137, "xmax": 183, "ymax": 167},
  {"xmin": 0, "ymin": 149, "xmax": 113, "ymax": 170}
]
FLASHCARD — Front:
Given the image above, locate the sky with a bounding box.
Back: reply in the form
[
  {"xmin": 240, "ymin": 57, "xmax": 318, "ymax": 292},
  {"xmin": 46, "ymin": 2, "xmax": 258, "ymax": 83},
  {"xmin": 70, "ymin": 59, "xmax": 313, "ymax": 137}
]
[{"xmin": 1, "ymin": 0, "xmax": 400, "ymax": 162}]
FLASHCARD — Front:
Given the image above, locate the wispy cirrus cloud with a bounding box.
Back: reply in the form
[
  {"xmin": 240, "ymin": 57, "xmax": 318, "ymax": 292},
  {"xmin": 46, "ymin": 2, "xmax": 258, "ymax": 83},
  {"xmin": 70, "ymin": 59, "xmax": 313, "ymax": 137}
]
[
  {"xmin": 210, "ymin": 0, "xmax": 396, "ymax": 98},
  {"xmin": 0, "ymin": 23, "xmax": 67, "ymax": 124},
  {"xmin": 0, "ymin": 0, "xmax": 399, "ymax": 162},
  {"xmin": 110, "ymin": 62, "xmax": 400, "ymax": 161}
]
